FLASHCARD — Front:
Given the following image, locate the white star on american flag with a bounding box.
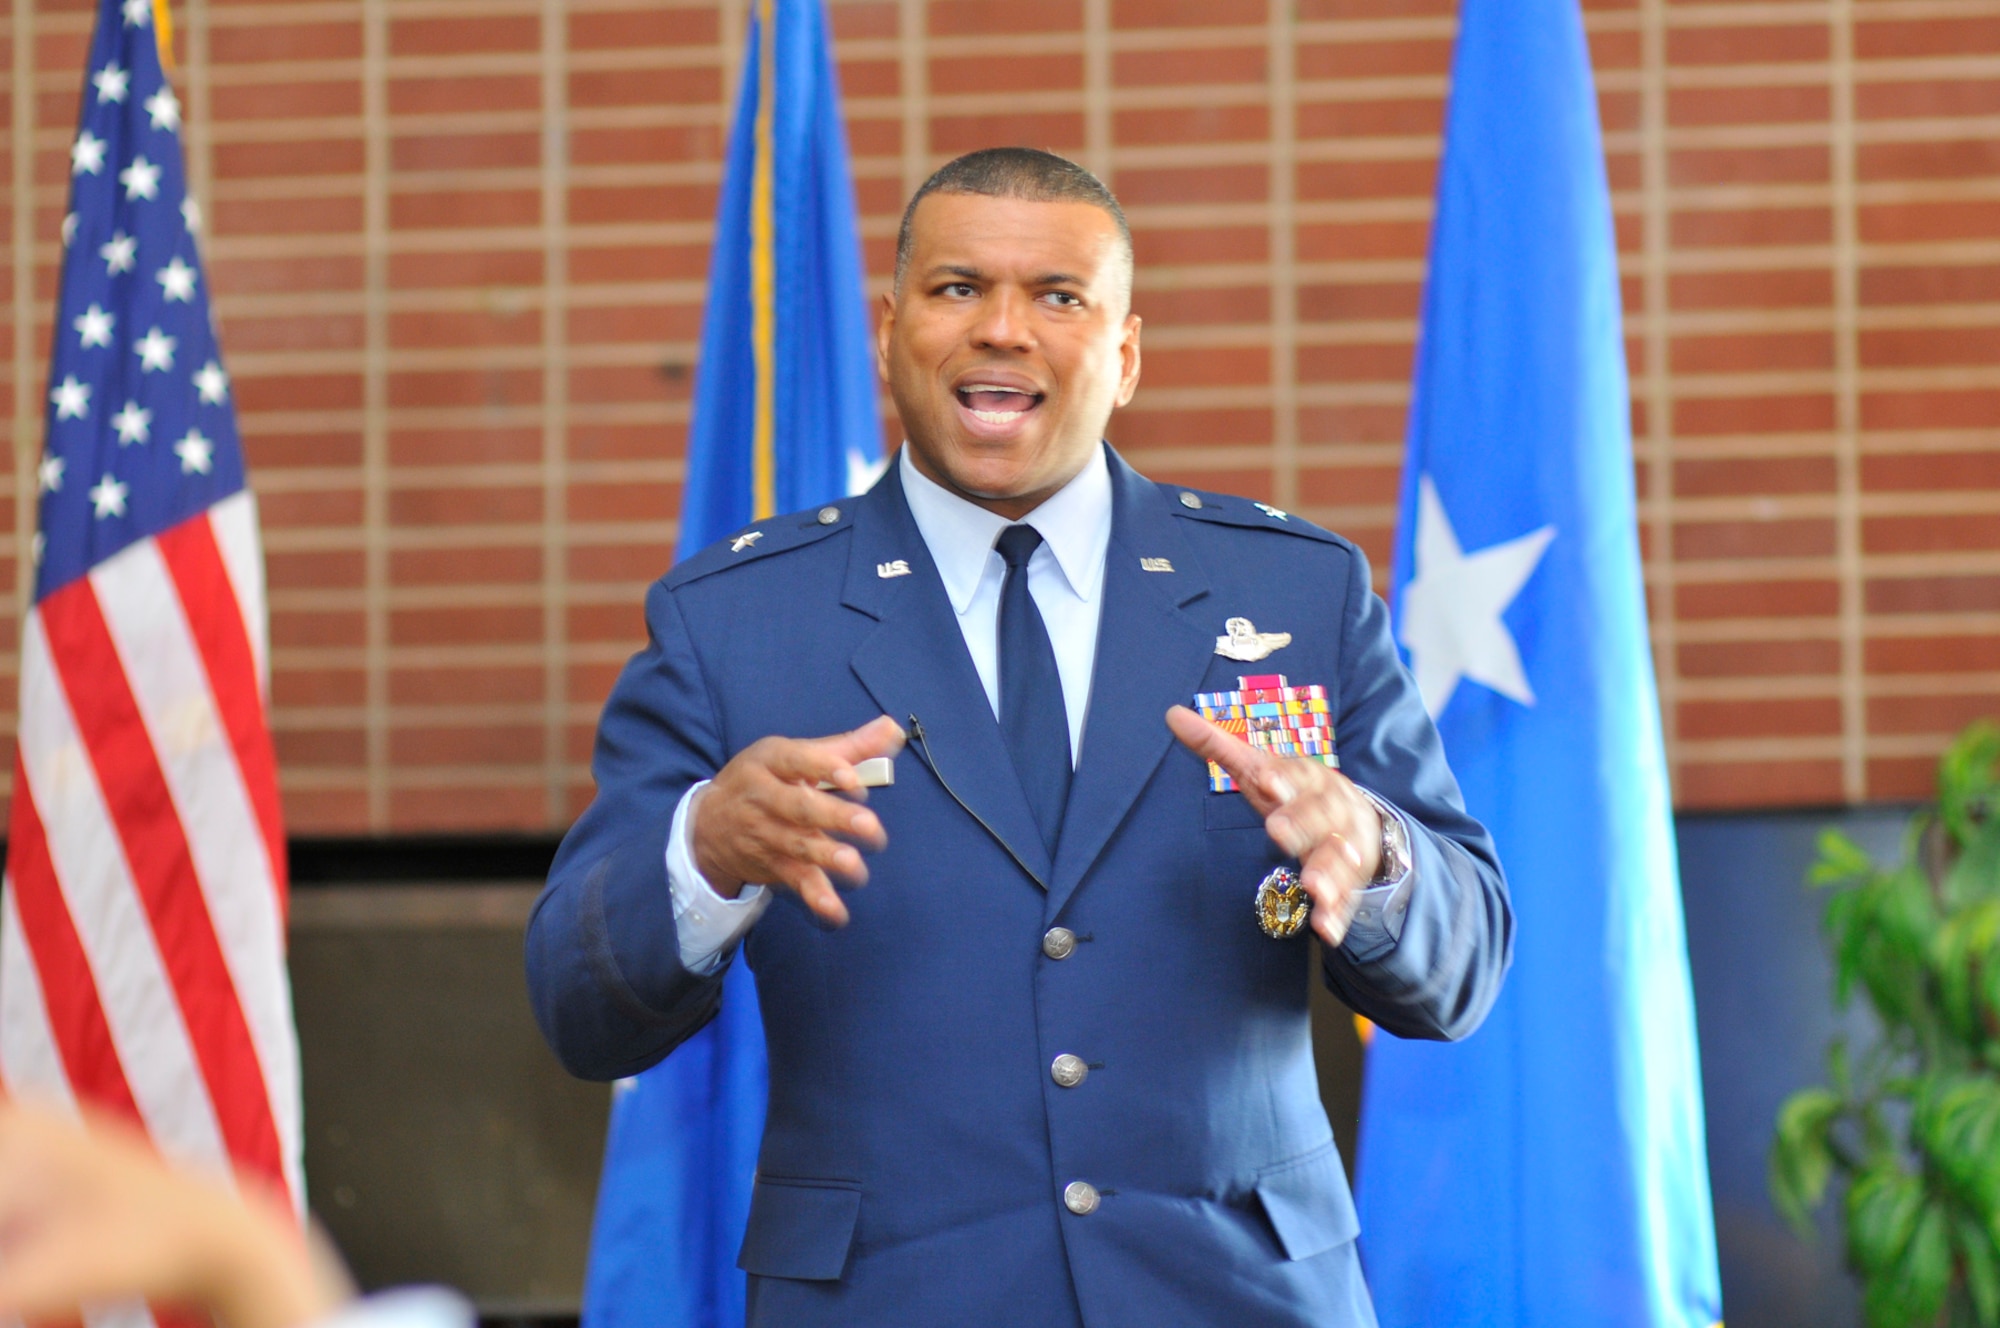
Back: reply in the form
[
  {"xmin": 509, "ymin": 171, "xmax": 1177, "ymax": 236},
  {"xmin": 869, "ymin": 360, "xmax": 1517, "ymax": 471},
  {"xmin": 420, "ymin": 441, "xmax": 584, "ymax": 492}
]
[
  {"xmin": 144, "ymin": 86, "xmax": 180, "ymax": 133},
  {"xmin": 51, "ymin": 376, "xmax": 91, "ymax": 419},
  {"xmin": 72, "ymin": 130, "xmax": 107, "ymax": 176},
  {"xmin": 194, "ymin": 359, "xmax": 229, "ymax": 404},
  {"xmin": 120, "ymin": 155, "xmax": 160, "ymax": 201},
  {"xmin": 100, "ymin": 230, "xmax": 137, "ymax": 274},
  {"xmin": 157, "ymin": 257, "xmax": 196, "ymax": 302},
  {"xmin": 73, "ymin": 304, "xmax": 115, "ymax": 348},
  {"xmin": 182, "ymin": 197, "xmax": 201, "ymax": 233},
  {"xmin": 92, "ymin": 63, "xmax": 129, "ymax": 104},
  {"xmin": 174, "ymin": 429, "xmax": 214, "ymax": 475},
  {"xmin": 62, "ymin": 213, "xmax": 78, "ymax": 246},
  {"xmin": 37, "ymin": 455, "xmax": 65, "ymax": 493},
  {"xmin": 122, "ymin": 0, "xmax": 149, "ymax": 25},
  {"xmin": 111, "ymin": 401, "xmax": 152, "ymax": 444},
  {"xmin": 88, "ymin": 474, "xmax": 129, "ymax": 519},
  {"xmin": 134, "ymin": 326, "xmax": 176, "ymax": 372}
]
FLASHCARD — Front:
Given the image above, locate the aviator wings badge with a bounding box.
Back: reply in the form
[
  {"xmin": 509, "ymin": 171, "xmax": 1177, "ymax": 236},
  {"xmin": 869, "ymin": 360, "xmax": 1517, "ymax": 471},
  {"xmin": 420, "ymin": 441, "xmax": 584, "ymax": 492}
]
[{"xmin": 1215, "ymin": 616, "xmax": 1292, "ymax": 662}]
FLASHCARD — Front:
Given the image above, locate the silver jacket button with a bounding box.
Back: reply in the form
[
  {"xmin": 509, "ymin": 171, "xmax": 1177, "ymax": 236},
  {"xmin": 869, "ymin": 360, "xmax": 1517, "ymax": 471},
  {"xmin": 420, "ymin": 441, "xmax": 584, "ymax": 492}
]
[
  {"xmin": 1051, "ymin": 1054, "xmax": 1088, "ymax": 1088},
  {"xmin": 1063, "ymin": 1181, "xmax": 1100, "ymax": 1215},
  {"xmin": 817, "ymin": 505, "xmax": 841, "ymax": 524},
  {"xmin": 1178, "ymin": 490, "xmax": 1202, "ymax": 509},
  {"xmin": 1042, "ymin": 927, "xmax": 1077, "ymax": 960}
]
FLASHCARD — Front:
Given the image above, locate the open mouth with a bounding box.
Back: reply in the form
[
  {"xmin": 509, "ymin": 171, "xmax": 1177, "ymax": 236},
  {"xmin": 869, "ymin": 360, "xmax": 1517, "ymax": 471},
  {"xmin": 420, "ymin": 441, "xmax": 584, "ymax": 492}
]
[{"xmin": 955, "ymin": 382, "xmax": 1044, "ymax": 425}]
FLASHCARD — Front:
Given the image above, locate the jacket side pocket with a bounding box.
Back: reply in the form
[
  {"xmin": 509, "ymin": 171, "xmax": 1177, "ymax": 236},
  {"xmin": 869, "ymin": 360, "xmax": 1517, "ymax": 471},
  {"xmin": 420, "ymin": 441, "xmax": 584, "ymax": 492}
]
[
  {"xmin": 737, "ymin": 1174, "xmax": 864, "ymax": 1281},
  {"xmin": 1254, "ymin": 1141, "xmax": 1358, "ymax": 1261}
]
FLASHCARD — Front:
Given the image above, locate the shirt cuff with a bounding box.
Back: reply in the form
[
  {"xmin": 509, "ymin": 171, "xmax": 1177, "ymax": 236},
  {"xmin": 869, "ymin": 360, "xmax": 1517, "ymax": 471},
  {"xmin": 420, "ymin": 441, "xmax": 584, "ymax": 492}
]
[
  {"xmin": 1339, "ymin": 791, "xmax": 1416, "ymax": 963},
  {"xmin": 666, "ymin": 779, "xmax": 771, "ymax": 976}
]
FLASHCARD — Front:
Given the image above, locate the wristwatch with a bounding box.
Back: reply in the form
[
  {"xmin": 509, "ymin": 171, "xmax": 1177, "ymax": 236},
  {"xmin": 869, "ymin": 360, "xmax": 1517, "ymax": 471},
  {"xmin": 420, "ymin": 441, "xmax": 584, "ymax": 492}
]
[{"xmin": 1358, "ymin": 788, "xmax": 1411, "ymax": 886}]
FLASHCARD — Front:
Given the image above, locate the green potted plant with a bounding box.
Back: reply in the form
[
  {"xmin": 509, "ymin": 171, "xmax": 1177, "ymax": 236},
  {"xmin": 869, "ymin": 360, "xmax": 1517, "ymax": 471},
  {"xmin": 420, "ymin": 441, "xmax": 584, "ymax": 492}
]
[{"xmin": 1771, "ymin": 721, "xmax": 2000, "ymax": 1327}]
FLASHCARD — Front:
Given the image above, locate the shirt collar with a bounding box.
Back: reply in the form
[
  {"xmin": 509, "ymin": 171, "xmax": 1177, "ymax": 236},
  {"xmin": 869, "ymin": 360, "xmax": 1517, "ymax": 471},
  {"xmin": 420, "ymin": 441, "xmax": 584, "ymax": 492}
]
[{"xmin": 898, "ymin": 445, "xmax": 1113, "ymax": 616}]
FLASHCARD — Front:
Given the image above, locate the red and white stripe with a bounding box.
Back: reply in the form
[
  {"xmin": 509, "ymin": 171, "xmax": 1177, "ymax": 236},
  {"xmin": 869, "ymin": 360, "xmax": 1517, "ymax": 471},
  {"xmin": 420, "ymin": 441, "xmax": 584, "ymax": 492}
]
[{"xmin": 0, "ymin": 491, "xmax": 299, "ymax": 1214}]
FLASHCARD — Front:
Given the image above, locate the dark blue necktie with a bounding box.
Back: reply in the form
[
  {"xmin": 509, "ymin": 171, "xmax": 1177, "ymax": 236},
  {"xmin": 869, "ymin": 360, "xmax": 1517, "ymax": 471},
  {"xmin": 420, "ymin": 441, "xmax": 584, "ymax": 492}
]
[{"xmin": 995, "ymin": 524, "xmax": 1071, "ymax": 853}]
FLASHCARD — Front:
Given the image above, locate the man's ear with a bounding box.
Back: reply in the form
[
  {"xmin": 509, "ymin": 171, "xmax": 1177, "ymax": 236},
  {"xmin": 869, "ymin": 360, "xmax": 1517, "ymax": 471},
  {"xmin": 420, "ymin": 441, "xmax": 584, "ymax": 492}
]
[
  {"xmin": 874, "ymin": 291, "xmax": 897, "ymax": 383},
  {"xmin": 1114, "ymin": 314, "xmax": 1143, "ymax": 408}
]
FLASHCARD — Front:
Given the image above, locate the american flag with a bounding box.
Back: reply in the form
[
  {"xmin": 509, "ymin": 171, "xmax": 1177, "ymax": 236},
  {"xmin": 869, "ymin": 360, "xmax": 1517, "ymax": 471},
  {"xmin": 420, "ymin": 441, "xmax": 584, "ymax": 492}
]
[{"xmin": 0, "ymin": 0, "xmax": 300, "ymax": 1243}]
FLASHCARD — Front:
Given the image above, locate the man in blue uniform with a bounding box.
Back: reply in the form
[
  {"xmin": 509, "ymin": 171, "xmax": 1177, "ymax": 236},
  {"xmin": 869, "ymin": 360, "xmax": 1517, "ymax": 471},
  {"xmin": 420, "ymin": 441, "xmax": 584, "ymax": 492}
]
[{"xmin": 527, "ymin": 148, "xmax": 1511, "ymax": 1327}]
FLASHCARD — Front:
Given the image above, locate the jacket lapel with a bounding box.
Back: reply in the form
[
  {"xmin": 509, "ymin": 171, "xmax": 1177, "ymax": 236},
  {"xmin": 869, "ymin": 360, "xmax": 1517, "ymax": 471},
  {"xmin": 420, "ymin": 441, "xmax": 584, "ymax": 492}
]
[
  {"xmin": 1046, "ymin": 450, "xmax": 1215, "ymax": 920},
  {"xmin": 844, "ymin": 463, "xmax": 1054, "ymax": 888}
]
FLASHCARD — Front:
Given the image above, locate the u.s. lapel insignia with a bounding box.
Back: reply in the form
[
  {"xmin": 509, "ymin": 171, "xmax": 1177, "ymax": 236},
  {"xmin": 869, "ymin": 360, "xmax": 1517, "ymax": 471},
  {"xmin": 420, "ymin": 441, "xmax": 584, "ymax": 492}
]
[
  {"xmin": 1255, "ymin": 866, "xmax": 1310, "ymax": 939},
  {"xmin": 877, "ymin": 559, "xmax": 911, "ymax": 578},
  {"xmin": 730, "ymin": 530, "xmax": 763, "ymax": 552},
  {"xmin": 1216, "ymin": 616, "xmax": 1291, "ymax": 661},
  {"xmin": 1193, "ymin": 674, "xmax": 1337, "ymax": 792},
  {"xmin": 1140, "ymin": 557, "xmax": 1174, "ymax": 573},
  {"xmin": 1253, "ymin": 502, "xmax": 1290, "ymax": 521}
]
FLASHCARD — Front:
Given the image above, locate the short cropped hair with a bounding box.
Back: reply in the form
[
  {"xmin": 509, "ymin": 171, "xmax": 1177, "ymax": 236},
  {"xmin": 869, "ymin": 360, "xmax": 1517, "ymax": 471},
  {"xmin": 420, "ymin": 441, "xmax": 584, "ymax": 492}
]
[{"xmin": 893, "ymin": 147, "xmax": 1134, "ymax": 297}]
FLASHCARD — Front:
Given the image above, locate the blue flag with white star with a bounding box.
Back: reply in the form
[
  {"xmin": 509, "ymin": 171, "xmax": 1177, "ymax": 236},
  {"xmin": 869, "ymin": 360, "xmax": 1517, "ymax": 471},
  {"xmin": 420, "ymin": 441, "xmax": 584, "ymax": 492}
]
[
  {"xmin": 42, "ymin": 0, "xmax": 241, "ymax": 592},
  {"xmin": 1355, "ymin": 1, "xmax": 1723, "ymax": 1325},
  {"xmin": 580, "ymin": 2, "xmax": 880, "ymax": 1325}
]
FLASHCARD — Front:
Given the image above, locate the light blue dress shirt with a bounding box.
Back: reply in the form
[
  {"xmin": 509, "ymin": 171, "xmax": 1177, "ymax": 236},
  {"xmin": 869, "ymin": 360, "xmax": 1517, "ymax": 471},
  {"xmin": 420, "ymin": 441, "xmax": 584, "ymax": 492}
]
[{"xmin": 664, "ymin": 448, "xmax": 1413, "ymax": 973}]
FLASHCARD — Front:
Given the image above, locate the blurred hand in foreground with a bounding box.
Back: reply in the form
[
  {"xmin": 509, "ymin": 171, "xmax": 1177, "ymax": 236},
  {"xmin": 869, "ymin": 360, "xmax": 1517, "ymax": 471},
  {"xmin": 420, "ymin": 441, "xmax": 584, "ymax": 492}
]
[{"xmin": 0, "ymin": 1100, "xmax": 350, "ymax": 1328}]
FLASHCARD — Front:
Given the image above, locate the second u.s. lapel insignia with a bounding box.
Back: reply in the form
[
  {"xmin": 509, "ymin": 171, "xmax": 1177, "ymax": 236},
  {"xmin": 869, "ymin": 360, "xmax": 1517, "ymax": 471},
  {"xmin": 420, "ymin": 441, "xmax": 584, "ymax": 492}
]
[
  {"xmin": 1255, "ymin": 866, "xmax": 1310, "ymax": 939},
  {"xmin": 1216, "ymin": 616, "xmax": 1291, "ymax": 661},
  {"xmin": 877, "ymin": 559, "xmax": 911, "ymax": 578}
]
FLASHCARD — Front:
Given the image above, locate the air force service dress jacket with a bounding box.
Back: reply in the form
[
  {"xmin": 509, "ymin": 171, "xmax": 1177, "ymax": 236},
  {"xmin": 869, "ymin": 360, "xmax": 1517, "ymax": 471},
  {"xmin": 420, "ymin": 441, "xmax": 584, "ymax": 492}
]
[{"xmin": 527, "ymin": 446, "xmax": 1512, "ymax": 1328}]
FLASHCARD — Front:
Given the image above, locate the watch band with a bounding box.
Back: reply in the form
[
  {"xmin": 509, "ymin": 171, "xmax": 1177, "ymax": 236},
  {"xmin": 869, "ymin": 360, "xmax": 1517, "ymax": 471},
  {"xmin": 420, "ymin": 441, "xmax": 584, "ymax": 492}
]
[{"xmin": 1357, "ymin": 787, "xmax": 1411, "ymax": 886}]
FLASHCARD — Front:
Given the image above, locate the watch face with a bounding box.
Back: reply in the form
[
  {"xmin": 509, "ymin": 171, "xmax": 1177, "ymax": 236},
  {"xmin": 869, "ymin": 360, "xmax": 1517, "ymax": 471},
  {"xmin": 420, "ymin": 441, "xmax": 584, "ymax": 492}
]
[{"xmin": 1374, "ymin": 803, "xmax": 1409, "ymax": 884}]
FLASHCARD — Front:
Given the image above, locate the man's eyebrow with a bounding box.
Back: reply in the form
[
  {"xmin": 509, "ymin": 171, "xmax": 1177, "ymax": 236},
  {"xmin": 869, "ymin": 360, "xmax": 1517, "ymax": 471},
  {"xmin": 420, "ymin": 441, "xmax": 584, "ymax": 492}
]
[
  {"xmin": 1035, "ymin": 272, "xmax": 1088, "ymax": 287},
  {"xmin": 924, "ymin": 264, "xmax": 986, "ymax": 282}
]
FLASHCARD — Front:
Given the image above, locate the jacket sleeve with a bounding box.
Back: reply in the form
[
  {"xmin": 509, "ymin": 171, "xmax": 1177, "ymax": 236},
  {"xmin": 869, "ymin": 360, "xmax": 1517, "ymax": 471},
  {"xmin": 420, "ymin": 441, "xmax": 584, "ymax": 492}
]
[
  {"xmin": 1320, "ymin": 543, "xmax": 1515, "ymax": 1041},
  {"xmin": 525, "ymin": 580, "xmax": 734, "ymax": 1080}
]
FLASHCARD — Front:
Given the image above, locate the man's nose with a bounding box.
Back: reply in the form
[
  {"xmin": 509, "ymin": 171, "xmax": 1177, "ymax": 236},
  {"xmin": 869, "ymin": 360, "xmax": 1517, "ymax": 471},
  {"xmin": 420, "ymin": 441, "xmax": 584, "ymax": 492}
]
[{"xmin": 968, "ymin": 286, "xmax": 1034, "ymax": 352}]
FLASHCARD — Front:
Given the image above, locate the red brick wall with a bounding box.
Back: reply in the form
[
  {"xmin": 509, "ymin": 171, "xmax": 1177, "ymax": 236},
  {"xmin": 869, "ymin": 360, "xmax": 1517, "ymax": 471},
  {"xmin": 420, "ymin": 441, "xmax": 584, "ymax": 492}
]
[{"xmin": 2, "ymin": 0, "xmax": 1996, "ymax": 832}]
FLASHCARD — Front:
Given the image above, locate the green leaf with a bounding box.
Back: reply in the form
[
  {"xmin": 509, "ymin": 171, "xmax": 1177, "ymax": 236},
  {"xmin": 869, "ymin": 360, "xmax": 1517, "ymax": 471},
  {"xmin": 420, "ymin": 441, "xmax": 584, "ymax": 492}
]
[
  {"xmin": 1946, "ymin": 819, "xmax": 2000, "ymax": 910},
  {"xmin": 1849, "ymin": 1162, "xmax": 1926, "ymax": 1277},
  {"xmin": 1816, "ymin": 828, "xmax": 1879, "ymax": 887},
  {"xmin": 1955, "ymin": 1214, "xmax": 2000, "ymax": 1328},
  {"xmin": 1831, "ymin": 1038, "xmax": 1854, "ymax": 1096},
  {"xmin": 1836, "ymin": 869, "xmax": 1941, "ymax": 1033},
  {"xmin": 1860, "ymin": 1197, "xmax": 1953, "ymax": 1328},
  {"xmin": 1933, "ymin": 902, "xmax": 2000, "ymax": 1045},
  {"xmin": 1937, "ymin": 721, "xmax": 2000, "ymax": 850},
  {"xmin": 1772, "ymin": 1087, "xmax": 1843, "ymax": 1236},
  {"xmin": 1917, "ymin": 1077, "xmax": 2000, "ymax": 1216}
]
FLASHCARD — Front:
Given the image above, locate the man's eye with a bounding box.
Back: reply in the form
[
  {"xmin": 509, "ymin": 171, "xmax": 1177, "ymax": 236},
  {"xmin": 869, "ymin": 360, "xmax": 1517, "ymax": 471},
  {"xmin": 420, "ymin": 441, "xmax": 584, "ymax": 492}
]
[
  {"xmin": 941, "ymin": 283, "xmax": 977, "ymax": 298},
  {"xmin": 1044, "ymin": 291, "xmax": 1082, "ymax": 307}
]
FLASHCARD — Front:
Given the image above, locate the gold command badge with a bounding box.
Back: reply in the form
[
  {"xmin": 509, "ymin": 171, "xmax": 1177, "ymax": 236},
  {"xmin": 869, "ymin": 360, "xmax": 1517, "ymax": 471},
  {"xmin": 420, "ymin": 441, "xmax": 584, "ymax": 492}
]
[{"xmin": 1255, "ymin": 866, "xmax": 1310, "ymax": 939}]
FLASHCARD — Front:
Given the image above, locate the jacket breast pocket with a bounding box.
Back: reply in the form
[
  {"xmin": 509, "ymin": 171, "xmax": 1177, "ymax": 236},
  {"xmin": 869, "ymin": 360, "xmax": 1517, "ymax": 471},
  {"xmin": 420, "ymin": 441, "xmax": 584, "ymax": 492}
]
[
  {"xmin": 1255, "ymin": 1141, "xmax": 1359, "ymax": 1261},
  {"xmin": 1202, "ymin": 792, "xmax": 1267, "ymax": 831},
  {"xmin": 737, "ymin": 1174, "xmax": 863, "ymax": 1281}
]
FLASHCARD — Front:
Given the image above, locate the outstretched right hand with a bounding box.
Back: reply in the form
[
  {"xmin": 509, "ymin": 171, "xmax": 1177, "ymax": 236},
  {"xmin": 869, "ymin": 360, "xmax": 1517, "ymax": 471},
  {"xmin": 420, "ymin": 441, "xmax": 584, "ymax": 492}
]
[{"xmin": 691, "ymin": 714, "xmax": 907, "ymax": 927}]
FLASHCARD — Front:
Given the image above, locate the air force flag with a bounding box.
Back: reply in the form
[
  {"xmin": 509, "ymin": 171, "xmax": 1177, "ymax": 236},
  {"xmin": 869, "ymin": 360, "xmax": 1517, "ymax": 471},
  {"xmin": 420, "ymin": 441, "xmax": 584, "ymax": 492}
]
[
  {"xmin": 580, "ymin": 1, "xmax": 880, "ymax": 1326},
  {"xmin": 1355, "ymin": 0, "xmax": 1724, "ymax": 1325}
]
